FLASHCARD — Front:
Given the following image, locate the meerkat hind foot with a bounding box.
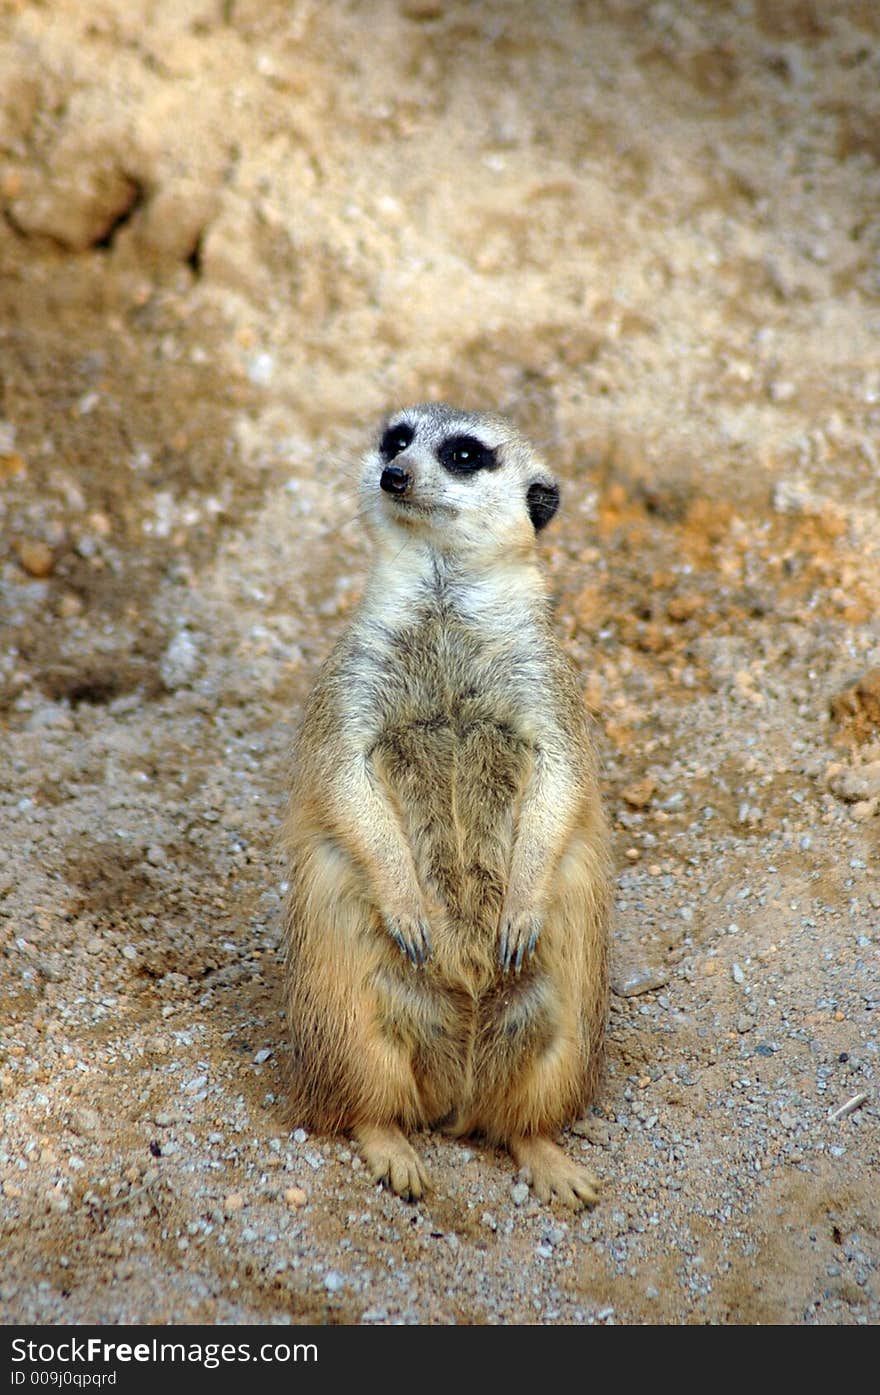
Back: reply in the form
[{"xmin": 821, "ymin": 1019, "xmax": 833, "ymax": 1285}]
[
  {"xmin": 354, "ymin": 1123, "xmax": 429, "ymax": 1202},
  {"xmin": 510, "ymin": 1135, "xmax": 600, "ymax": 1209}
]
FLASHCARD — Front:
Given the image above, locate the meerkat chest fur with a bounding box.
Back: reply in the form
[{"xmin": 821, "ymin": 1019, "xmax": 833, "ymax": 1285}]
[{"xmin": 355, "ymin": 553, "xmax": 550, "ymax": 740}]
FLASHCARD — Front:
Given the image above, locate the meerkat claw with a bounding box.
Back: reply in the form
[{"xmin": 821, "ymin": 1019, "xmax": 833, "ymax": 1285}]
[
  {"xmin": 500, "ymin": 913, "xmax": 542, "ymax": 974},
  {"xmin": 388, "ymin": 926, "xmax": 408, "ymax": 958},
  {"xmin": 413, "ymin": 919, "xmax": 432, "ymax": 966},
  {"xmin": 386, "ymin": 916, "xmax": 431, "ymax": 967}
]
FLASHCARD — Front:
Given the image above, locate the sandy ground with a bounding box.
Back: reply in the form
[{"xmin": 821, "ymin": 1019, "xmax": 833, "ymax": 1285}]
[{"xmin": 1, "ymin": 0, "xmax": 878, "ymax": 1326}]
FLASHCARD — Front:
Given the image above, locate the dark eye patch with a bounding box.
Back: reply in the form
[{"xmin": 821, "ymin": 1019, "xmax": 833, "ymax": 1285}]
[
  {"xmin": 437, "ymin": 434, "xmax": 498, "ymax": 474},
  {"xmin": 379, "ymin": 422, "xmax": 415, "ymax": 461},
  {"xmin": 526, "ymin": 480, "xmax": 560, "ymax": 531}
]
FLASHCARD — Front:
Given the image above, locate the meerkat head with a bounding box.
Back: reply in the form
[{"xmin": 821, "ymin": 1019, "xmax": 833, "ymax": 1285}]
[{"xmin": 360, "ymin": 402, "xmax": 560, "ymax": 560}]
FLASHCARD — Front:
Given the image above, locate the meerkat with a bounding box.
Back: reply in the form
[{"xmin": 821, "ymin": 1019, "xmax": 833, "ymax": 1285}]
[{"xmin": 281, "ymin": 403, "xmax": 611, "ymax": 1208}]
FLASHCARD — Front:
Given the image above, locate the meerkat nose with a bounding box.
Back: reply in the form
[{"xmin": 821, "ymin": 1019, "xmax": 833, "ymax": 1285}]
[{"xmin": 380, "ymin": 464, "xmax": 411, "ymax": 495}]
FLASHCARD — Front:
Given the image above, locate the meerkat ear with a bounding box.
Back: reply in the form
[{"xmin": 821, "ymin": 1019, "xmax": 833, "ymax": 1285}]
[{"xmin": 526, "ymin": 479, "xmax": 560, "ymax": 532}]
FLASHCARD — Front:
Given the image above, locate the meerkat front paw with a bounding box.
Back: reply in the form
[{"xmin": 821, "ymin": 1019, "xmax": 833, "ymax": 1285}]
[
  {"xmin": 498, "ymin": 908, "xmax": 542, "ymax": 973},
  {"xmin": 384, "ymin": 912, "xmax": 433, "ymax": 966}
]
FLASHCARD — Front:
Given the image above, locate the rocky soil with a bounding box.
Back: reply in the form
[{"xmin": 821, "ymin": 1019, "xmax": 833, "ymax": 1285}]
[{"xmin": 1, "ymin": 0, "xmax": 878, "ymax": 1326}]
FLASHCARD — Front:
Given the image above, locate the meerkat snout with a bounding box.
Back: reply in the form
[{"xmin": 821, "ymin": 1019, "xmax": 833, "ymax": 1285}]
[{"xmin": 380, "ymin": 463, "xmax": 411, "ymax": 495}]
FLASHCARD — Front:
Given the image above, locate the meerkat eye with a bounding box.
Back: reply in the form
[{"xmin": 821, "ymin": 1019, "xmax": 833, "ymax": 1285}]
[
  {"xmin": 379, "ymin": 423, "xmax": 415, "ymax": 461},
  {"xmin": 437, "ymin": 434, "xmax": 497, "ymax": 474},
  {"xmin": 526, "ymin": 480, "xmax": 560, "ymax": 531}
]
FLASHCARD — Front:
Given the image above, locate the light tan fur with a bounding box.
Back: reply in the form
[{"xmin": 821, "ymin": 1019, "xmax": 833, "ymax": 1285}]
[{"xmin": 282, "ymin": 403, "xmax": 611, "ymax": 1207}]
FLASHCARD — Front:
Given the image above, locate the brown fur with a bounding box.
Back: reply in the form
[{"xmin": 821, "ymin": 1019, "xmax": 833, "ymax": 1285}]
[{"xmin": 281, "ymin": 405, "xmax": 612, "ymax": 1207}]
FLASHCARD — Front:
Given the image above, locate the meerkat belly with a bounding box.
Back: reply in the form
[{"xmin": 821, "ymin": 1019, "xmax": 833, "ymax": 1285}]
[
  {"xmin": 368, "ymin": 713, "xmax": 533, "ymax": 1121},
  {"xmin": 370, "ymin": 714, "xmax": 533, "ymax": 951}
]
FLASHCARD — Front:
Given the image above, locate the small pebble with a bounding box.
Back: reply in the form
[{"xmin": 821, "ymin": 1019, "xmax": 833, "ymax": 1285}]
[
  {"xmin": 613, "ymin": 965, "xmax": 669, "ymax": 997},
  {"xmin": 0, "ymin": 448, "xmax": 25, "ymax": 480},
  {"xmin": 247, "ymin": 351, "xmax": 276, "ymax": 386},
  {"xmin": 511, "ymin": 1182, "xmax": 530, "ymax": 1206},
  {"xmin": 160, "ymin": 630, "xmax": 199, "ymax": 691},
  {"xmin": 667, "ymin": 592, "xmax": 705, "ymax": 621},
  {"xmin": 71, "ymin": 1108, "xmax": 101, "ymax": 1136},
  {"xmin": 572, "ymin": 1117, "xmax": 615, "ymax": 1145},
  {"xmin": 16, "ymin": 539, "xmax": 54, "ymax": 577},
  {"xmin": 58, "ymin": 592, "xmax": 83, "ymax": 618},
  {"xmin": 323, "ymin": 1270, "xmax": 344, "ymax": 1293},
  {"xmin": 284, "ymin": 1187, "xmax": 308, "ymax": 1208},
  {"xmin": 224, "ymin": 1193, "xmax": 245, "ymax": 1215},
  {"xmin": 732, "ymin": 963, "xmax": 745, "ymax": 984},
  {"xmin": 622, "ymin": 776, "xmax": 656, "ymax": 809}
]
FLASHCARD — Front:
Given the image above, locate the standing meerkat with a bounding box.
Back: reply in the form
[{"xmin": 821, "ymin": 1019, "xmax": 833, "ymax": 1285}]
[{"xmin": 282, "ymin": 403, "xmax": 611, "ymax": 1207}]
